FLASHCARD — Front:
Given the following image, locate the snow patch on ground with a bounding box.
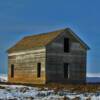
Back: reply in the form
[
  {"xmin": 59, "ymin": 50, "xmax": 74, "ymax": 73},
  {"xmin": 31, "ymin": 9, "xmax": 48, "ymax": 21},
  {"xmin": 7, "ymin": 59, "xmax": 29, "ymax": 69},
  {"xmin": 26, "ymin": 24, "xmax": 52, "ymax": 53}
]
[
  {"xmin": 0, "ymin": 74, "xmax": 7, "ymax": 82},
  {"xmin": 0, "ymin": 84, "xmax": 99, "ymax": 100},
  {"xmin": 0, "ymin": 74, "xmax": 100, "ymax": 99}
]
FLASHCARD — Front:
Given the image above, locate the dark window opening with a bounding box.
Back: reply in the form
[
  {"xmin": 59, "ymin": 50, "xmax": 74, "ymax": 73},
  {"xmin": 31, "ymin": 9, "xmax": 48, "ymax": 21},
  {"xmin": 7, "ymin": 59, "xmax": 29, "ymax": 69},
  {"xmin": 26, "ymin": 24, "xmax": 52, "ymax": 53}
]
[
  {"xmin": 37, "ymin": 63, "xmax": 41, "ymax": 78},
  {"xmin": 64, "ymin": 38, "xmax": 70, "ymax": 52},
  {"xmin": 11, "ymin": 64, "xmax": 14, "ymax": 78},
  {"xmin": 64, "ymin": 63, "xmax": 69, "ymax": 78}
]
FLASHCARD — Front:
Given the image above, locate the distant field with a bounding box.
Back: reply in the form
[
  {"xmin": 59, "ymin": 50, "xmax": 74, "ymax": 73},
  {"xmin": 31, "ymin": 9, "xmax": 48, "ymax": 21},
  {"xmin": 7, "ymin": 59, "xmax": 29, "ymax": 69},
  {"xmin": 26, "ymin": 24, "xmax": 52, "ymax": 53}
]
[{"xmin": 87, "ymin": 77, "xmax": 100, "ymax": 83}]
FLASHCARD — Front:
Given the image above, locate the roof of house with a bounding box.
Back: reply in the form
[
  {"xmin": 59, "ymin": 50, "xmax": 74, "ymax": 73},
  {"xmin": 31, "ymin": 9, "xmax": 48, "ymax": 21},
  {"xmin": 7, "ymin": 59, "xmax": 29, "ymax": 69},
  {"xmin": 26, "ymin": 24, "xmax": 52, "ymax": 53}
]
[{"xmin": 7, "ymin": 28, "xmax": 90, "ymax": 53}]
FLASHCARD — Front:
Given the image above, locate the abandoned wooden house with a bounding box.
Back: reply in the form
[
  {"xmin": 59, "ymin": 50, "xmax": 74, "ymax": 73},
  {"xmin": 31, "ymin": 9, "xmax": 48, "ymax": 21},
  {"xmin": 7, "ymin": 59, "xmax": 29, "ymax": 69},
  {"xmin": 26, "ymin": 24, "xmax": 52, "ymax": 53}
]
[{"xmin": 7, "ymin": 28, "xmax": 89, "ymax": 84}]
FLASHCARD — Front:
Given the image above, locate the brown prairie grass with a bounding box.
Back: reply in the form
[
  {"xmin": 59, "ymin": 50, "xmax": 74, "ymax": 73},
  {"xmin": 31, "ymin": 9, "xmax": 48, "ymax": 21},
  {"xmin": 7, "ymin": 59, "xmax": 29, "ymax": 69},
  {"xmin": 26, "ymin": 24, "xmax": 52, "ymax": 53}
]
[
  {"xmin": 0, "ymin": 82, "xmax": 100, "ymax": 92},
  {"xmin": 40, "ymin": 83, "xmax": 100, "ymax": 93}
]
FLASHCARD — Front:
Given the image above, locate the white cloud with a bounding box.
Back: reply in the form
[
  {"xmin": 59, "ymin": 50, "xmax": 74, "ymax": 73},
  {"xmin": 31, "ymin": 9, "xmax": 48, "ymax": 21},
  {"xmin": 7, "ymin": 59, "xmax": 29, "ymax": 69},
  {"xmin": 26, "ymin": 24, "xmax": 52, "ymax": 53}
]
[{"xmin": 87, "ymin": 73, "xmax": 100, "ymax": 77}]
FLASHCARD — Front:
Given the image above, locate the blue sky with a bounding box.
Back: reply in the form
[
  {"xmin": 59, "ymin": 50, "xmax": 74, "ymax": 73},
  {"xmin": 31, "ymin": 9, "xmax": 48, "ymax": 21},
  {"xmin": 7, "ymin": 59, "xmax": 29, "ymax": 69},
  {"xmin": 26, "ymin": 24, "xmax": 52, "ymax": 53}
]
[{"xmin": 0, "ymin": 0, "xmax": 100, "ymax": 75}]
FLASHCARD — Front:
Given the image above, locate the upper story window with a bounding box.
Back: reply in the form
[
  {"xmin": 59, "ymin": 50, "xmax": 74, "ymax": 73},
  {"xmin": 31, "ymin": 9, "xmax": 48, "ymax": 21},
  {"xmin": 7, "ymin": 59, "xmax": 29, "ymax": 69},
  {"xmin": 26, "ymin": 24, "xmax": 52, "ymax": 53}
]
[{"xmin": 64, "ymin": 38, "xmax": 70, "ymax": 52}]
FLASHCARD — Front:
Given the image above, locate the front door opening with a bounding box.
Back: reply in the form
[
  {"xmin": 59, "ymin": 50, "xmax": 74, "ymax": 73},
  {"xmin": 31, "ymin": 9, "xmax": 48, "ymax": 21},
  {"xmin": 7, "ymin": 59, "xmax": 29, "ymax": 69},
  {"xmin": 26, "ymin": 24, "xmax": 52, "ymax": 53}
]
[
  {"xmin": 64, "ymin": 63, "xmax": 69, "ymax": 79},
  {"xmin": 37, "ymin": 63, "xmax": 41, "ymax": 78},
  {"xmin": 11, "ymin": 64, "xmax": 14, "ymax": 78}
]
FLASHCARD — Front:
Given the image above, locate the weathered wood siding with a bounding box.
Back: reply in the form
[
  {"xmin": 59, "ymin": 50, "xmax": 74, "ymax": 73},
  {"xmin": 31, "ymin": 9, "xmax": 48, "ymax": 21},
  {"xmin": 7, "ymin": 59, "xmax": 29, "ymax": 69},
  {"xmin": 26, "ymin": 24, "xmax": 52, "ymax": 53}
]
[
  {"xmin": 8, "ymin": 30, "xmax": 87, "ymax": 84},
  {"xmin": 8, "ymin": 47, "xmax": 46, "ymax": 84},
  {"xmin": 46, "ymin": 31, "xmax": 87, "ymax": 83}
]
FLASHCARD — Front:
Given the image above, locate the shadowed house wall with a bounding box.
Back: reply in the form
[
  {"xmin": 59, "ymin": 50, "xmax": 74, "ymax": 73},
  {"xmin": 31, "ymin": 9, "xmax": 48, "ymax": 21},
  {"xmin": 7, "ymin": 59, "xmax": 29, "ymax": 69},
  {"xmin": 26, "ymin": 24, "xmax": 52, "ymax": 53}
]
[{"xmin": 46, "ymin": 31, "xmax": 87, "ymax": 83}]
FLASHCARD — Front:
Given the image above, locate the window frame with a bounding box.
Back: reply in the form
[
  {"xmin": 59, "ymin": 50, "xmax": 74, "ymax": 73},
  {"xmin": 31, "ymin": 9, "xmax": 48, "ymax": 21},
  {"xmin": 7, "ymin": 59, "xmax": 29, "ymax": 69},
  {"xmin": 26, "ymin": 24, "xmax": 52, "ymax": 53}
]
[
  {"xmin": 64, "ymin": 38, "xmax": 70, "ymax": 52},
  {"xmin": 11, "ymin": 64, "xmax": 14, "ymax": 78},
  {"xmin": 37, "ymin": 63, "xmax": 41, "ymax": 78}
]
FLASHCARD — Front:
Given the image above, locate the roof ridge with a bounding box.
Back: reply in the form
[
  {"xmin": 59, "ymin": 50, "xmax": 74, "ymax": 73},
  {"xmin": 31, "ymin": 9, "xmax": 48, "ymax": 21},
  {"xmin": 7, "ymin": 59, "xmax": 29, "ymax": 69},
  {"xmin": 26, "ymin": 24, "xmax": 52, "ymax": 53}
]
[{"xmin": 24, "ymin": 28, "xmax": 67, "ymax": 39}]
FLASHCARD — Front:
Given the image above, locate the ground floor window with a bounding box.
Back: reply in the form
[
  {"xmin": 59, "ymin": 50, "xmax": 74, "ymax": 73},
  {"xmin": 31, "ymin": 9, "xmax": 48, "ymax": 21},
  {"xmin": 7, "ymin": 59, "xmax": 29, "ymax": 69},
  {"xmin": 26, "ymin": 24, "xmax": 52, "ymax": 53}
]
[
  {"xmin": 64, "ymin": 63, "xmax": 69, "ymax": 79},
  {"xmin": 37, "ymin": 63, "xmax": 41, "ymax": 78},
  {"xmin": 11, "ymin": 64, "xmax": 14, "ymax": 78}
]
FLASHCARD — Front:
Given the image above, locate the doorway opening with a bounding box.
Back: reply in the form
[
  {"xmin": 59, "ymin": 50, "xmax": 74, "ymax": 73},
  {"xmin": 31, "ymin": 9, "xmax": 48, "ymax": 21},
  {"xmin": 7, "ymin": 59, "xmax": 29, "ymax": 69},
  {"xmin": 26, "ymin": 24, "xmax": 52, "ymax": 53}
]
[{"xmin": 64, "ymin": 63, "xmax": 69, "ymax": 79}]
